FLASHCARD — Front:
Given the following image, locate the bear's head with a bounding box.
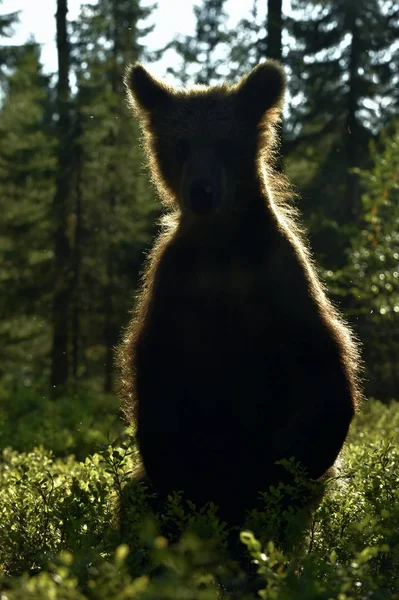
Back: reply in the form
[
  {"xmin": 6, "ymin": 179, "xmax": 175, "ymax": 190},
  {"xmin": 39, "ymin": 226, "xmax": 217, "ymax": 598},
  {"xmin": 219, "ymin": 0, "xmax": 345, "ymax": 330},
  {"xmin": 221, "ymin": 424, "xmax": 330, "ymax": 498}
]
[{"xmin": 125, "ymin": 62, "xmax": 286, "ymax": 218}]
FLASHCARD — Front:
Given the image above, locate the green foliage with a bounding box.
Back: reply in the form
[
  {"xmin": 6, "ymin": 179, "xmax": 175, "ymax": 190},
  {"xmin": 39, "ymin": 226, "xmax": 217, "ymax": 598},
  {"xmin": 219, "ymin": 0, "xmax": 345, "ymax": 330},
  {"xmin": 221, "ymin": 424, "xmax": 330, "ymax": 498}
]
[
  {"xmin": 0, "ymin": 447, "xmax": 115, "ymax": 577},
  {"xmin": 0, "ymin": 392, "xmax": 399, "ymax": 598},
  {"xmin": 349, "ymin": 123, "xmax": 399, "ymax": 314},
  {"xmin": 0, "ymin": 43, "xmax": 56, "ymax": 380},
  {"xmin": 0, "ymin": 385, "xmax": 123, "ymax": 458},
  {"xmin": 332, "ymin": 123, "xmax": 399, "ymax": 399}
]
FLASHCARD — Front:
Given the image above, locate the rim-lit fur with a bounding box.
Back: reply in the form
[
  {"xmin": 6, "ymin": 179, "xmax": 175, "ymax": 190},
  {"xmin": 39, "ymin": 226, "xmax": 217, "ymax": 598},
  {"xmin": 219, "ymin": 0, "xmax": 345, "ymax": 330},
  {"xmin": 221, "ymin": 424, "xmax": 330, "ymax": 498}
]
[{"xmin": 118, "ymin": 64, "xmax": 362, "ymax": 424}]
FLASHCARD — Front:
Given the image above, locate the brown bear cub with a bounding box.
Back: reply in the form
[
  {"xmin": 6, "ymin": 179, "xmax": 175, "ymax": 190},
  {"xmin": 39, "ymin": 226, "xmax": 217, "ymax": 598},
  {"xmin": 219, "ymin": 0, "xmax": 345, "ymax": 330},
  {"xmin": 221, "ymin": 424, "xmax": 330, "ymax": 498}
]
[{"xmin": 119, "ymin": 61, "xmax": 361, "ymax": 526}]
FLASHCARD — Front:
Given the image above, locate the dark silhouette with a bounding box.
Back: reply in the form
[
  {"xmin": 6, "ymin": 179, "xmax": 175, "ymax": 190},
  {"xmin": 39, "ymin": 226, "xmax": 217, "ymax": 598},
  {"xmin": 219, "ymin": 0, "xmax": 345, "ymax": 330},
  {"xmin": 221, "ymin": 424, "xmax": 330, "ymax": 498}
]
[{"xmin": 118, "ymin": 62, "xmax": 361, "ymax": 525}]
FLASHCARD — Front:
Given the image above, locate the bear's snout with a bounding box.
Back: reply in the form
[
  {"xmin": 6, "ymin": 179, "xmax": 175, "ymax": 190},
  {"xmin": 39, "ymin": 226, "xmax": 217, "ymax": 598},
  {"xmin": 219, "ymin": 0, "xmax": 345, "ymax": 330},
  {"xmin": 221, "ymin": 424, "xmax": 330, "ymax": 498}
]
[
  {"xmin": 181, "ymin": 147, "xmax": 225, "ymax": 216},
  {"xmin": 188, "ymin": 179, "xmax": 219, "ymax": 215}
]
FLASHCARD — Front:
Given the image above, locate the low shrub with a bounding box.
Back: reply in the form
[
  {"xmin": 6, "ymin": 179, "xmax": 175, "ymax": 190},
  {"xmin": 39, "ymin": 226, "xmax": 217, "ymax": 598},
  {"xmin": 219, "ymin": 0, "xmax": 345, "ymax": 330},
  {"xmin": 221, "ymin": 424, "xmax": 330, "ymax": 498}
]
[{"xmin": 0, "ymin": 389, "xmax": 398, "ymax": 598}]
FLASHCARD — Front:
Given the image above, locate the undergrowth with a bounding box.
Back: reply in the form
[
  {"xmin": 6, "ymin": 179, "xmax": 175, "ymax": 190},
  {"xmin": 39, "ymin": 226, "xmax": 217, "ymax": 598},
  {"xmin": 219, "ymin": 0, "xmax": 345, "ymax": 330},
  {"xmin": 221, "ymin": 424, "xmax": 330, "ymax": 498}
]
[{"xmin": 0, "ymin": 387, "xmax": 398, "ymax": 599}]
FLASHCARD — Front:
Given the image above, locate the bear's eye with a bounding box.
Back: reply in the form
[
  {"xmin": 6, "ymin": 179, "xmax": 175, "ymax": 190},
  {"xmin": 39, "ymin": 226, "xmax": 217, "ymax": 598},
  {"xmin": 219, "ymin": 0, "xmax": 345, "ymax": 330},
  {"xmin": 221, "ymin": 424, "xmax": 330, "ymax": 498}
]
[{"xmin": 176, "ymin": 139, "xmax": 190, "ymax": 163}]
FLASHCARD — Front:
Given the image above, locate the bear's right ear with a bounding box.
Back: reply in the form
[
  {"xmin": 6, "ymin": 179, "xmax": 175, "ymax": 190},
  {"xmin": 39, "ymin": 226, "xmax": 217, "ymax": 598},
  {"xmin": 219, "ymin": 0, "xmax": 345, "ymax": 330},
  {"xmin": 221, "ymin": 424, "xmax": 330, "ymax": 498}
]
[{"xmin": 124, "ymin": 63, "xmax": 171, "ymax": 113}]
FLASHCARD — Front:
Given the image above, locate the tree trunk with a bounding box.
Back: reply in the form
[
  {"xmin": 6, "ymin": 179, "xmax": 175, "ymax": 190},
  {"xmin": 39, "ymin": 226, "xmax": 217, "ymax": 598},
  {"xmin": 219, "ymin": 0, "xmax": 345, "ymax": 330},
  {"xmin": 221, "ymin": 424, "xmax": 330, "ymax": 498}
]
[
  {"xmin": 267, "ymin": 0, "xmax": 283, "ymax": 170},
  {"xmin": 72, "ymin": 118, "xmax": 83, "ymax": 385},
  {"xmin": 103, "ymin": 0, "xmax": 120, "ymax": 394},
  {"xmin": 344, "ymin": 9, "xmax": 360, "ymax": 223},
  {"xmin": 50, "ymin": 0, "xmax": 72, "ymax": 394},
  {"xmin": 267, "ymin": 0, "xmax": 282, "ymax": 62},
  {"xmin": 103, "ymin": 289, "xmax": 114, "ymax": 394}
]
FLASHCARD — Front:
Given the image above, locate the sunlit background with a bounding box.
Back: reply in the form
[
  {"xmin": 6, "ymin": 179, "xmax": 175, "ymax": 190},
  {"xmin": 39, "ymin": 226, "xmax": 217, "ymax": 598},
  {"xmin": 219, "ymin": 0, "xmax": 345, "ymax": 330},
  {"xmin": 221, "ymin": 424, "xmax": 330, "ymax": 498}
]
[
  {"xmin": 1, "ymin": 0, "xmax": 277, "ymax": 77},
  {"xmin": 0, "ymin": 0, "xmax": 398, "ymax": 401},
  {"xmin": 1, "ymin": 0, "xmax": 194, "ymax": 76}
]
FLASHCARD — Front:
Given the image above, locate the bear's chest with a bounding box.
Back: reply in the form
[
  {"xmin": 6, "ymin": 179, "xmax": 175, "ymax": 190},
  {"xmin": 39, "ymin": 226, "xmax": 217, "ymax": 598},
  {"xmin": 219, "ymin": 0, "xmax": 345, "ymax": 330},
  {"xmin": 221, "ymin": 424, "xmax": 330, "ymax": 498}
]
[
  {"xmin": 171, "ymin": 257, "xmax": 274, "ymax": 344},
  {"xmin": 193, "ymin": 260, "xmax": 256, "ymax": 301}
]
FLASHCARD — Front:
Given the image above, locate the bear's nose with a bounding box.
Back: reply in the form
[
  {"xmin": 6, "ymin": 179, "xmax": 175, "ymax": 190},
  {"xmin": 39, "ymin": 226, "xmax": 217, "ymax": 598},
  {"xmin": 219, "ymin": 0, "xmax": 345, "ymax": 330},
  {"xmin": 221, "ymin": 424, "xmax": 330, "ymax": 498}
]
[{"xmin": 189, "ymin": 179, "xmax": 216, "ymax": 215}]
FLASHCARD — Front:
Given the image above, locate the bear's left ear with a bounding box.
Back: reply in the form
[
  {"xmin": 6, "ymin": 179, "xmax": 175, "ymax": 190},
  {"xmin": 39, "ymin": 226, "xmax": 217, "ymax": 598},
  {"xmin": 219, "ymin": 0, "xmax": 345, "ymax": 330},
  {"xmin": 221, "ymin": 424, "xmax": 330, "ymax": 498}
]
[
  {"xmin": 124, "ymin": 63, "xmax": 171, "ymax": 113},
  {"xmin": 235, "ymin": 61, "xmax": 286, "ymax": 122}
]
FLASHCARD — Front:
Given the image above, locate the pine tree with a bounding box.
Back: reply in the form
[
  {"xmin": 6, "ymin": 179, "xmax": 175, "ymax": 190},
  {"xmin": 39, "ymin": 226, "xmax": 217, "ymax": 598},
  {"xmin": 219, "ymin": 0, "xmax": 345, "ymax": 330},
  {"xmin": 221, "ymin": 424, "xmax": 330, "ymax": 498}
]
[
  {"xmin": 342, "ymin": 122, "xmax": 399, "ymax": 400},
  {"xmin": 376, "ymin": 0, "xmax": 399, "ymax": 126},
  {"xmin": 166, "ymin": 0, "xmax": 232, "ymax": 84},
  {"xmin": 286, "ymin": 0, "xmax": 399, "ymax": 224},
  {"xmin": 267, "ymin": 0, "xmax": 283, "ymax": 62},
  {"xmin": 0, "ymin": 0, "xmax": 20, "ymax": 86},
  {"xmin": 228, "ymin": 0, "xmax": 286, "ymax": 78},
  {"xmin": 0, "ymin": 43, "xmax": 56, "ymax": 381},
  {"xmin": 70, "ymin": 0, "xmax": 158, "ymax": 390}
]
